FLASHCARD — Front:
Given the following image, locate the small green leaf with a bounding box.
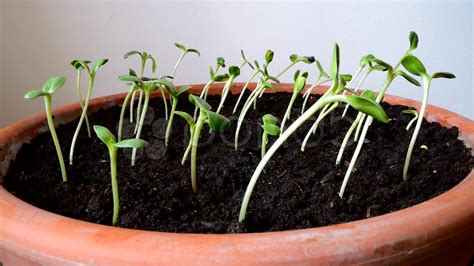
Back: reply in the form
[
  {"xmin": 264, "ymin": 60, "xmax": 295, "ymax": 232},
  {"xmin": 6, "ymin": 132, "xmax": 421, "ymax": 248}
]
[
  {"xmin": 261, "ymin": 124, "xmax": 280, "ymax": 136},
  {"xmin": 24, "ymin": 89, "xmax": 48, "ymax": 99},
  {"xmin": 42, "ymin": 76, "xmax": 66, "ymax": 94},
  {"xmin": 402, "ymin": 109, "xmax": 418, "ymax": 117},
  {"xmin": 294, "ymin": 76, "xmax": 307, "ymax": 94},
  {"xmin": 370, "ymin": 58, "xmax": 392, "ymax": 71},
  {"xmin": 265, "ymin": 50, "xmax": 274, "ymax": 64},
  {"xmin": 401, "ymin": 55, "xmax": 426, "ymax": 77},
  {"xmin": 301, "ymin": 72, "xmax": 309, "ymax": 79},
  {"xmin": 289, "ymin": 54, "xmax": 299, "ymax": 63},
  {"xmin": 260, "ymin": 81, "xmax": 275, "ymax": 91},
  {"xmin": 262, "ymin": 114, "xmax": 278, "ymax": 125},
  {"xmin": 119, "ymin": 75, "xmax": 141, "ymax": 83},
  {"xmin": 360, "ymin": 54, "xmax": 375, "ymax": 67},
  {"xmin": 267, "ymin": 76, "xmax": 280, "ymax": 83},
  {"xmin": 330, "ymin": 43, "xmax": 340, "ymax": 79},
  {"xmin": 189, "ymin": 94, "xmax": 211, "ymax": 111},
  {"xmin": 217, "ymin": 57, "xmax": 226, "ymax": 68},
  {"xmin": 148, "ymin": 55, "xmax": 157, "ymax": 73},
  {"xmin": 187, "ymin": 48, "xmax": 201, "ymax": 56},
  {"xmin": 146, "ymin": 83, "xmax": 159, "ymax": 92},
  {"xmin": 206, "ymin": 111, "xmax": 230, "ymax": 132},
  {"xmin": 432, "ymin": 72, "xmax": 456, "ymax": 79},
  {"xmin": 302, "ymin": 56, "xmax": 315, "ymax": 64},
  {"xmin": 209, "ymin": 66, "xmax": 215, "ymax": 78},
  {"xmin": 372, "ymin": 65, "xmax": 388, "ymax": 72},
  {"xmin": 395, "ymin": 70, "xmax": 421, "ymax": 86},
  {"xmin": 315, "ymin": 60, "xmax": 330, "ymax": 79},
  {"xmin": 124, "ymin": 50, "xmax": 141, "ymax": 59},
  {"xmin": 175, "ymin": 111, "xmax": 196, "ymax": 128},
  {"xmin": 341, "ymin": 74, "xmax": 352, "ymax": 82},
  {"xmin": 93, "ymin": 125, "xmax": 116, "ymax": 147},
  {"xmin": 129, "ymin": 68, "xmax": 138, "ymax": 77},
  {"xmin": 409, "ymin": 31, "xmax": 419, "ymax": 51},
  {"xmin": 360, "ymin": 90, "xmax": 377, "ymax": 101},
  {"xmin": 293, "ymin": 70, "xmax": 301, "ymax": 82},
  {"xmin": 71, "ymin": 59, "xmax": 89, "ymax": 70},
  {"xmin": 114, "ymin": 139, "xmax": 148, "ymax": 149},
  {"xmin": 229, "ymin": 66, "xmax": 240, "ymax": 77},
  {"xmin": 254, "ymin": 60, "xmax": 260, "ymax": 69},
  {"xmin": 343, "ymin": 95, "xmax": 388, "ymax": 123},
  {"xmin": 175, "ymin": 43, "xmax": 187, "ymax": 51},
  {"xmin": 177, "ymin": 85, "xmax": 193, "ymax": 95},
  {"xmin": 92, "ymin": 58, "xmax": 108, "ymax": 73},
  {"xmin": 213, "ymin": 74, "xmax": 229, "ymax": 82},
  {"xmin": 154, "ymin": 79, "xmax": 177, "ymax": 96}
]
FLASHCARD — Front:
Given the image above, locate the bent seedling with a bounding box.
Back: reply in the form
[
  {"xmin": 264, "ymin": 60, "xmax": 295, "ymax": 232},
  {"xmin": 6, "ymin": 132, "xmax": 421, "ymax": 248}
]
[
  {"xmin": 402, "ymin": 109, "xmax": 419, "ymax": 131},
  {"xmin": 301, "ymin": 60, "xmax": 331, "ymax": 114},
  {"xmin": 71, "ymin": 60, "xmax": 92, "ymax": 137},
  {"xmin": 401, "ymin": 55, "xmax": 455, "ymax": 181},
  {"xmin": 261, "ymin": 114, "xmax": 280, "ymax": 158},
  {"xmin": 69, "ymin": 58, "xmax": 108, "ymax": 165},
  {"xmin": 238, "ymin": 44, "xmax": 389, "ymax": 222},
  {"xmin": 24, "ymin": 76, "xmax": 68, "ymax": 182},
  {"xmin": 216, "ymin": 66, "xmax": 240, "ymax": 114},
  {"xmin": 93, "ymin": 125, "xmax": 148, "ymax": 225},
  {"xmin": 280, "ymin": 70, "xmax": 308, "ymax": 134}
]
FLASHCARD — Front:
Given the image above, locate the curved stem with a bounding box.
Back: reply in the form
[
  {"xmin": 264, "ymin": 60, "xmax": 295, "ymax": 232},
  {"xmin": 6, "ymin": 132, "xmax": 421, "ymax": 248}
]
[
  {"xmin": 118, "ymin": 85, "xmax": 135, "ymax": 141},
  {"xmin": 159, "ymin": 86, "xmax": 169, "ymax": 120},
  {"xmin": 165, "ymin": 97, "xmax": 178, "ymax": 146},
  {"xmin": 76, "ymin": 70, "xmax": 91, "ymax": 137},
  {"xmin": 301, "ymin": 79, "xmax": 332, "ymax": 114},
  {"xmin": 44, "ymin": 95, "xmax": 67, "ymax": 182},
  {"xmin": 354, "ymin": 113, "xmax": 366, "ymax": 141},
  {"xmin": 403, "ymin": 78, "xmax": 430, "ymax": 180},
  {"xmin": 275, "ymin": 62, "xmax": 296, "ymax": 79},
  {"xmin": 406, "ymin": 115, "xmax": 418, "ymax": 131},
  {"xmin": 194, "ymin": 79, "xmax": 214, "ymax": 120},
  {"xmin": 336, "ymin": 112, "xmax": 363, "ymax": 165},
  {"xmin": 181, "ymin": 129, "xmax": 194, "ymax": 165},
  {"xmin": 131, "ymin": 90, "xmax": 150, "ymax": 166},
  {"xmin": 261, "ymin": 132, "xmax": 268, "ymax": 158},
  {"xmin": 130, "ymin": 90, "xmax": 136, "ymax": 123},
  {"xmin": 191, "ymin": 113, "xmax": 206, "ymax": 192},
  {"xmin": 216, "ymin": 76, "xmax": 235, "ymax": 114},
  {"xmin": 301, "ymin": 102, "xmax": 338, "ymax": 152},
  {"xmin": 233, "ymin": 70, "xmax": 259, "ymax": 114},
  {"xmin": 109, "ymin": 146, "xmax": 119, "ymax": 225},
  {"xmin": 235, "ymin": 83, "xmax": 264, "ymax": 150},
  {"xmin": 69, "ymin": 76, "xmax": 95, "ymax": 165},
  {"xmin": 280, "ymin": 92, "xmax": 299, "ymax": 134},
  {"xmin": 172, "ymin": 52, "xmax": 186, "ymax": 79},
  {"xmin": 134, "ymin": 90, "xmax": 144, "ymax": 134},
  {"xmin": 341, "ymin": 69, "xmax": 371, "ymax": 117}
]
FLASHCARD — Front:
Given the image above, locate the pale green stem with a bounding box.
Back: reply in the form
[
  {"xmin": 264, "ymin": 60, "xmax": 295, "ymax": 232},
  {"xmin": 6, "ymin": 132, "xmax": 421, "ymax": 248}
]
[
  {"xmin": 165, "ymin": 97, "xmax": 178, "ymax": 146},
  {"xmin": 405, "ymin": 115, "xmax": 418, "ymax": 131},
  {"xmin": 131, "ymin": 90, "xmax": 150, "ymax": 166},
  {"xmin": 134, "ymin": 90, "xmax": 144, "ymax": 134},
  {"xmin": 70, "ymin": 76, "xmax": 95, "ymax": 165},
  {"xmin": 336, "ymin": 112, "xmax": 363, "ymax": 165},
  {"xmin": 216, "ymin": 76, "xmax": 235, "ymax": 114},
  {"xmin": 280, "ymin": 92, "xmax": 299, "ymax": 134},
  {"xmin": 235, "ymin": 83, "xmax": 264, "ymax": 150},
  {"xmin": 239, "ymin": 93, "xmax": 344, "ymax": 222},
  {"xmin": 181, "ymin": 129, "xmax": 194, "ymax": 165},
  {"xmin": 44, "ymin": 95, "xmax": 67, "ymax": 182},
  {"xmin": 108, "ymin": 146, "xmax": 119, "ymax": 225},
  {"xmin": 301, "ymin": 78, "xmax": 332, "ymax": 115},
  {"xmin": 403, "ymin": 77, "xmax": 430, "ymax": 181},
  {"xmin": 76, "ymin": 70, "xmax": 91, "ymax": 137},
  {"xmin": 261, "ymin": 132, "xmax": 268, "ymax": 158},
  {"xmin": 301, "ymin": 102, "xmax": 338, "ymax": 152},
  {"xmin": 354, "ymin": 114, "xmax": 366, "ymax": 141},
  {"xmin": 233, "ymin": 70, "xmax": 259, "ymax": 114},
  {"xmin": 191, "ymin": 113, "xmax": 206, "ymax": 192},
  {"xmin": 159, "ymin": 86, "xmax": 169, "ymax": 120},
  {"xmin": 172, "ymin": 52, "xmax": 186, "ymax": 79},
  {"xmin": 194, "ymin": 80, "xmax": 214, "ymax": 120},
  {"xmin": 130, "ymin": 90, "xmax": 136, "ymax": 123},
  {"xmin": 275, "ymin": 62, "xmax": 296, "ymax": 79},
  {"xmin": 118, "ymin": 85, "xmax": 135, "ymax": 141}
]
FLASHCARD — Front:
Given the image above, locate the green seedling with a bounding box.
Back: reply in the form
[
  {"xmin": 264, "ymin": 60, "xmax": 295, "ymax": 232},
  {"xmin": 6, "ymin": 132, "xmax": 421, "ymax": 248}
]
[
  {"xmin": 172, "ymin": 43, "xmax": 200, "ymax": 79},
  {"xmin": 71, "ymin": 60, "xmax": 92, "ymax": 138},
  {"xmin": 24, "ymin": 76, "xmax": 68, "ymax": 182},
  {"xmin": 233, "ymin": 50, "xmax": 258, "ymax": 114},
  {"xmin": 93, "ymin": 125, "xmax": 148, "ymax": 225},
  {"xmin": 153, "ymin": 78, "xmax": 193, "ymax": 146},
  {"xmin": 280, "ymin": 70, "xmax": 308, "ymax": 134},
  {"xmin": 123, "ymin": 50, "xmax": 157, "ymax": 131},
  {"xmin": 301, "ymin": 60, "xmax": 331, "ymax": 114},
  {"xmin": 402, "ymin": 109, "xmax": 419, "ymax": 131},
  {"xmin": 69, "ymin": 58, "xmax": 108, "ymax": 165},
  {"xmin": 239, "ymin": 44, "xmax": 389, "ymax": 222},
  {"xmin": 401, "ymin": 55, "xmax": 455, "ymax": 181},
  {"xmin": 338, "ymin": 32, "xmax": 422, "ymax": 198},
  {"xmin": 216, "ymin": 66, "xmax": 240, "ymax": 114},
  {"xmin": 183, "ymin": 95, "xmax": 230, "ymax": 192},
  {"xmin": 261, "ymin": 114, "xmax": 280, "ymax": 158},
  {"xmin": 175, "ymin": 111, "xmax": 195, "ymax": 166}
]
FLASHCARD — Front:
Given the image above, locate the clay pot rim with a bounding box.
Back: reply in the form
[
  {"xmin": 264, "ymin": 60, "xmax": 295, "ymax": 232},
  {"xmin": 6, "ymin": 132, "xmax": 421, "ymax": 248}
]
[{"xmin": 1, "ymin": 82, "xmax": 473, "ymax": 264}]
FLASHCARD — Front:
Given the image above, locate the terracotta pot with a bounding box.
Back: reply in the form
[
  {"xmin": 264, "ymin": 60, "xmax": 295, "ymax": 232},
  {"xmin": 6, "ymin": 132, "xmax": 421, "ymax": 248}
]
[{"xmin": 1, "ymin": 83, "xmax": 473, "ymax": 265}]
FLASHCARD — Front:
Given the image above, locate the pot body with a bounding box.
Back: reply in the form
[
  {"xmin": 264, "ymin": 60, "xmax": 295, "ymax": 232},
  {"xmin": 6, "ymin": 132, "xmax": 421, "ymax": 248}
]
[{"xmin": 1, "ymin": 83, "xmax": 473, "ymax": 265}]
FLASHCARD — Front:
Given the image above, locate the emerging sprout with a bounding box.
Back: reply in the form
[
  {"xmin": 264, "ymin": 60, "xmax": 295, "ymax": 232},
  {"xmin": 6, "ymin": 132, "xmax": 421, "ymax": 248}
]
[
  {"xmin": 93, "ymin": 125, "xmax": 148, "ymax": 225},
  {"xmin": 24, "ymin": 76, "xmax": 68, "ymax": 182},
  {"xmin": 181, "ymin": 95, "xmax": 230, "ymax": 192},
  {"xmin": 216, "ymin": 65, "xmax": 240, "ymax": 114},
  {"xmin": 261, "ymin": 114, "xmax": 280, "ymax": 158},
  {"xmin": 70, "ymin": 60, "xmax": 92, "ymax": 138},
  {"xmin": 402, "ymin": 109, "xmax": 419, "ymax": 130},
  {"xmin": 69, "ymin": 58, "xmax": 108, "ymax": 165},
  {"xmin": 239, "ymin": 44, "xmax": 389, "ymax": 222},
  {"xmin": 401, "ymin": 55, "xmax": 455, "ymax": 181},
  {"xmin": 153, "ymin": 79, "xmax": 192, "ymax": 146}
]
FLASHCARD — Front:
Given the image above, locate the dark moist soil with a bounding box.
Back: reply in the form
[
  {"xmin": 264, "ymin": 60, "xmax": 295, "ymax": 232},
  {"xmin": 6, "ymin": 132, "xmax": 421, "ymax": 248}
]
[{"xmin": 3, "ymin": 92, "xmax": 473, "ymax": 233}]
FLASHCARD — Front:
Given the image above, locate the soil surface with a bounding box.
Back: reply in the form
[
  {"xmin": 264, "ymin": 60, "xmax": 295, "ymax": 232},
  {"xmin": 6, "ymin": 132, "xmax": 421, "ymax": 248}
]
[{"xmin": 3, "ymin": 92, "xmax": 473, "ymax": 233}]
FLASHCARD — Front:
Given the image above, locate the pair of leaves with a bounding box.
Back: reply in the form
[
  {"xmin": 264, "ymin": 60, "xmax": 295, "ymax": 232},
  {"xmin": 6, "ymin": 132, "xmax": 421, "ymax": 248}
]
[
  {"xmin": 94, "ymin": 125, "xmax": 148, "ymax": 149},
  {"xmin": 293, "ymin": 75, "xmax": 307, "ymax": 94},
  {"xmin": 289, "ymin": 54, "xmax": 316, "ymax": 64},
  {"xmin": 71, "ymin": 59, "xmax": 108, "ymax": 77},
  {"xmin": 316, "ymin": 60, "xmax": 330, "ymax": 79},
  {"xmin": 124, "ymin": 50, "xmax": 157, "ymax": 73},
  {"xmin": 175, "ymin": 43, "xmax": 201, "ymax": 56},
  {"xmin": 401, "ymin": 55, "xmax": 455, "ymax": 79},
  {"xmin": 154, "ymin": 78, "xmax": 192, "ymax": 97},
  {"xmin": 342, "ymin": 92, "xmax": 388, "ymax": 123},
  {"xmin": 261, "ymin": 114, "xmax": 280, "ymax": 136},
  {"xmin": 228, "ymin": 66, "xmax": 241, "ymax": 77},
  {"xmin": 265, "ymin": 50, "xmax": 274, "ymax": 64},
  {"xmin": 209, "ymin": 57, "xmax": 227, "ymax": 79},
  {"xmin": 293, "ymin": 70, "xmax": 308, "ymax": 82},
  {"xmin": 24, "ymin": 76, "xmax": 66, "ymax": 99},
  {"xmin": 240, "ymin": 50, "xmax": 254, "ymax": 70},
  {"xmin": 189, "ymin": 95, "xmax": 230, "ymax": 132}
]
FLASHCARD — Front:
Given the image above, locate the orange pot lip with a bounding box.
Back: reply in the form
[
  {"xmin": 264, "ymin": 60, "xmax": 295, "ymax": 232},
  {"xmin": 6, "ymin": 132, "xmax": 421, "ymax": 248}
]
[{"xmin": 1, "ymin": 82, "xmax": 473, "ymax": 264}]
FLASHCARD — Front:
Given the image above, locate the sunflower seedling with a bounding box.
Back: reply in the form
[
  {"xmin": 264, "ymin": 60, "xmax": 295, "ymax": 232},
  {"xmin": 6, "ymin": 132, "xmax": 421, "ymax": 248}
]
[
  {"xmin": 402, "ymin": 109, "xmax": 419, "ymax": 131},
  {"xmin": 301, "ymin": 60, "xmax": 331, "ymax": 114},
  {"xmin": 172, "ymin": 43, "xmax": 200, "ymax": 79},
  {"xmin": 71, "ymin": 60, "xmax": 92, "ymax": 138},
  {"xmin": 182, "ymin": 95, "xmax": 230, "ymax": 192},
  {"xmin": 153, "ymin": 78, "xmax": 193, "ymax": 146},
  {"xmin": 93, "ymin": 125, "xmax": 148, "ymax": 226},
  {"xmin": 401, "ymin": 55, "xmax": 455, "ymax": 181},
  {"xmin": 216, "ymin": 65, "xmax": 240, "ymax": 114},
  {"xmin": 261, "ymin": 114, "xmax": 280, "ymax": 158},
  {"xmin": 280, "ymin": 70, "xmax": 308, "ymax": 134},
  {"xmin": 24, "ymin": 76, "xmax": 68, "ymax": 182},
  {"xmin": 69, "ymin": 58, "xmax": 108, "ymax": 165}
]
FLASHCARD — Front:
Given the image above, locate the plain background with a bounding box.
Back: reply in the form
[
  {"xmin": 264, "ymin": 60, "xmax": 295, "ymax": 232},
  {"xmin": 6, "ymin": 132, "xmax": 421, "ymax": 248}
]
[{"xmin": 0, "ymin": 0, "xmax": 472, "ymax": 127}]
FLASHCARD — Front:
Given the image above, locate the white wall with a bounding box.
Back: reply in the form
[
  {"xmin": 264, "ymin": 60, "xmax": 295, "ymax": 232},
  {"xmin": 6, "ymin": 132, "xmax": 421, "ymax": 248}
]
[{"xmin": 0, "ymin": 0, "xmax": 472, "ymax": 127}]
